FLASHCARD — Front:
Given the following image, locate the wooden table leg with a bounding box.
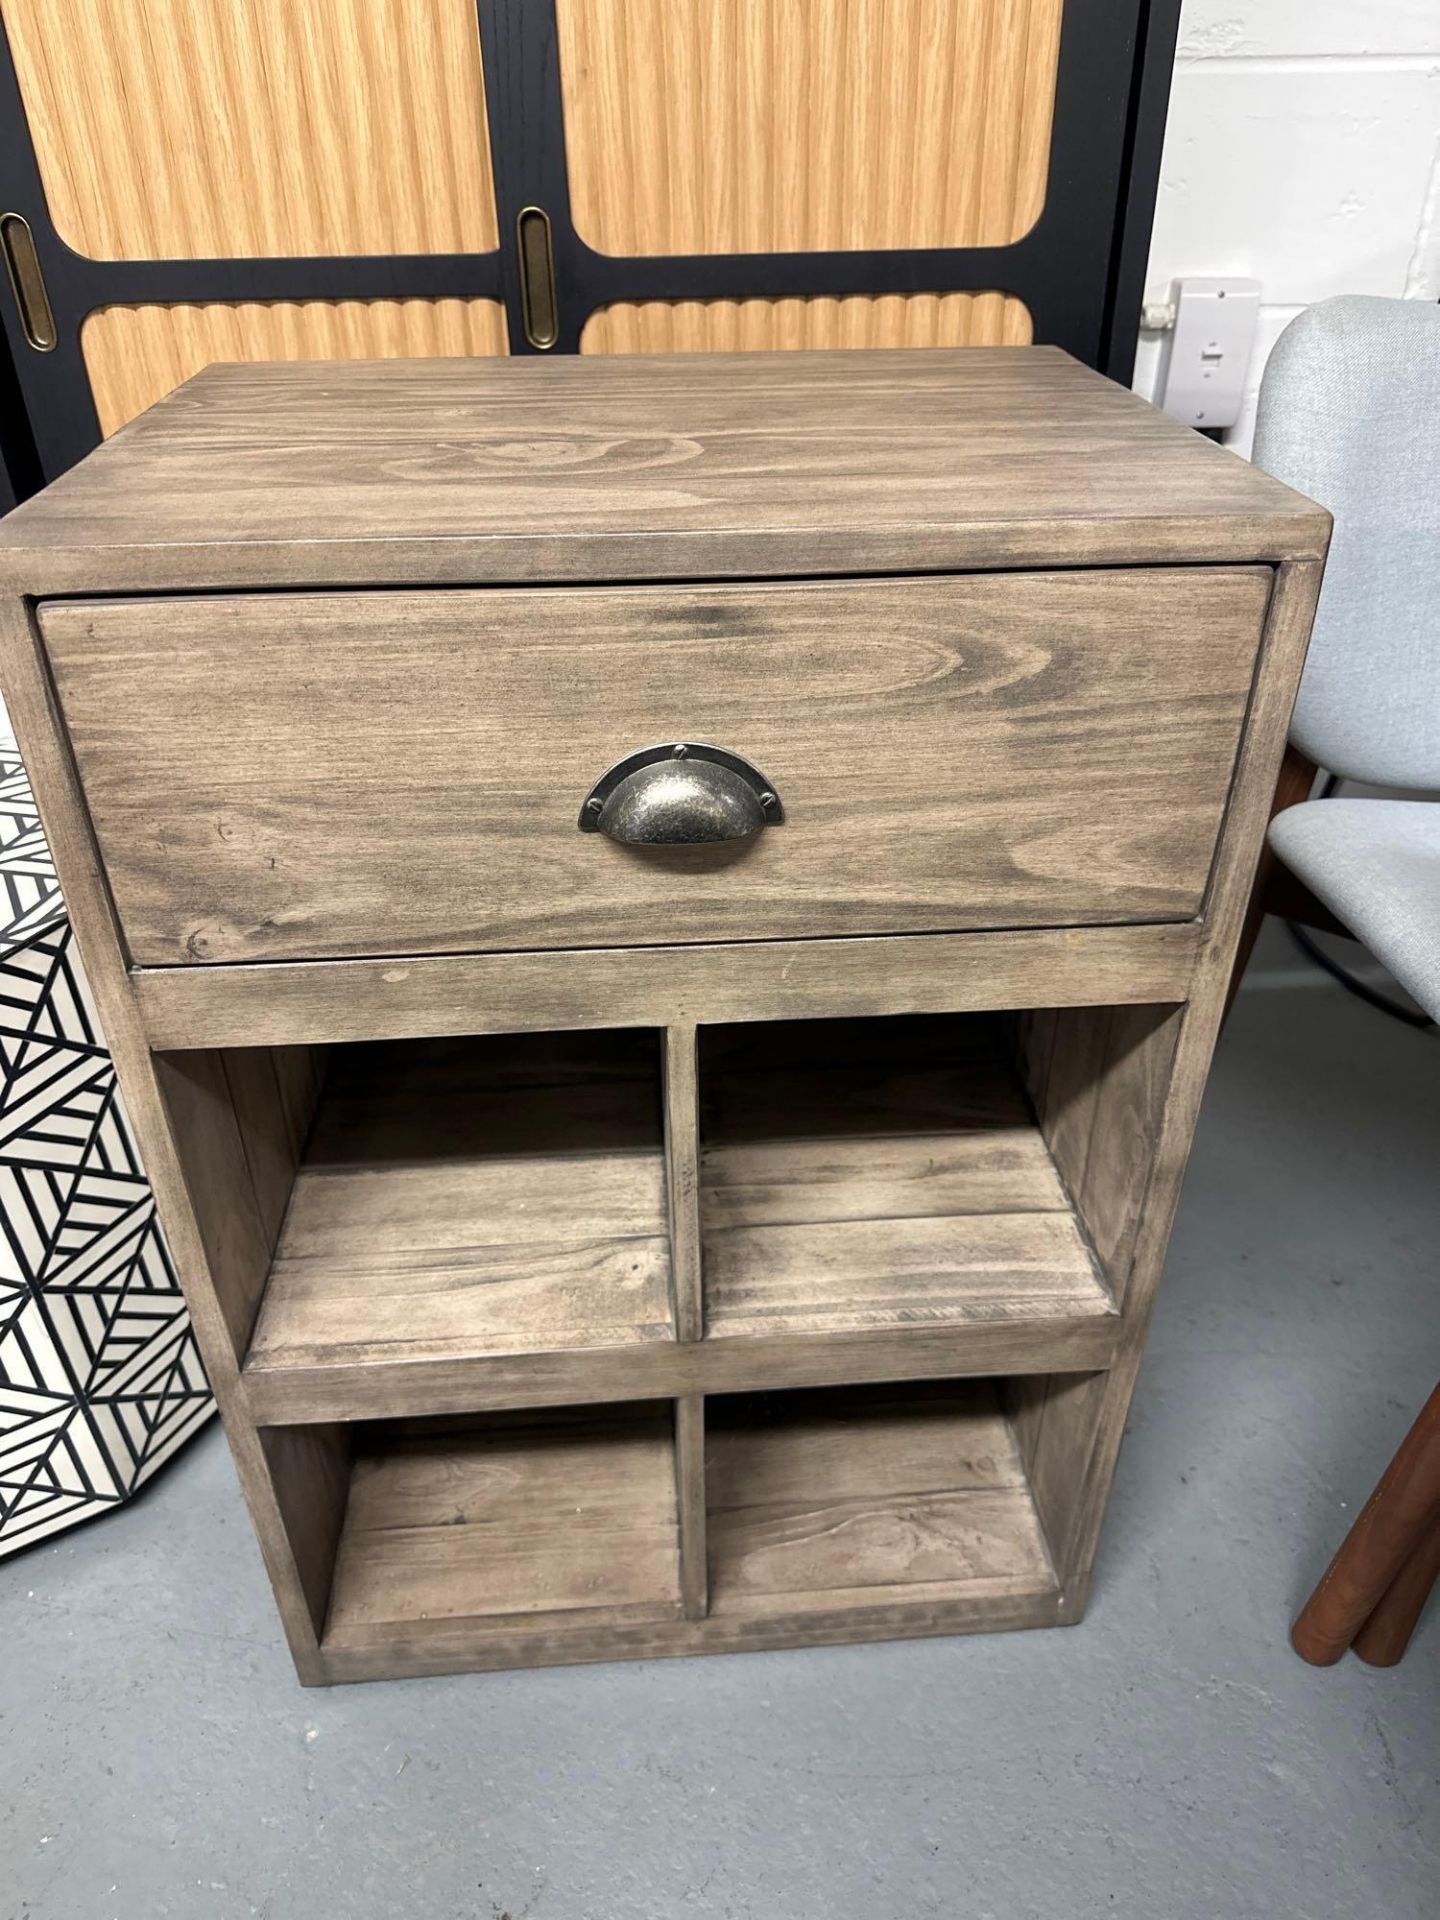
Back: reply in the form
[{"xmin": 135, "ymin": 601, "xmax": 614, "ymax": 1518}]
[
  {"xmin": 1291, "ymin": 1383, "xmax": 1440, "ymax": 1666},
  {"xmin": 1352, "ymin": 1519, "xmax": 1440, "ymax": 1667}
]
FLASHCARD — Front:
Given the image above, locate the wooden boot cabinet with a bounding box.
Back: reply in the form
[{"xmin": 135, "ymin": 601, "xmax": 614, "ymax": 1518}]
[{"xmin": 0, "ymin": 349, "xmax": 1328, "ymax": 1683}]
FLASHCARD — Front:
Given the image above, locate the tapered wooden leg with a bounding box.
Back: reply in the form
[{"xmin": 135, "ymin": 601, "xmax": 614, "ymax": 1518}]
[
  {"xmin": 1292, "ymin": 1384, "xmax": 1440, "ymax": 1666},
  {"xmin": 1352, "ymin": 1520, "xmax": 1440, "ymax": 1667}
]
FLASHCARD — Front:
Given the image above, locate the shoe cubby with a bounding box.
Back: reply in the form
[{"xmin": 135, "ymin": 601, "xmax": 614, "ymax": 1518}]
[
  {"xmin": 263, "ymin": 1400, "xmax": 686, "ymax": 1680},
  {"xmin": 156, "ymin": 1028, "xmax": 675, "ymax": 1423},
  {"xmin": 699, "ymin": 1012, "xmax": 1119, "ymax": 1343},
  {"xmin": 156, "ymin": 999, "xmax": 1182, "ymax": 1677},
  {"xmin": 704, "ymin": 1377, "xmax": 1060, "ymax": 1622}
]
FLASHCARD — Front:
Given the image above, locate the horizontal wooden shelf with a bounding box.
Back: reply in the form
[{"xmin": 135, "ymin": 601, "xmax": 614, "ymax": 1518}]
[{"xmin": 247, "ymin": 1312, "xmax": 1118, "ymax": 1425}]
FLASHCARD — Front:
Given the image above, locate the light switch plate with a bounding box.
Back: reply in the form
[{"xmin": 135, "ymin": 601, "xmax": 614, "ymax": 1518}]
[{"xmin": 1158, "ymin": 277, "xmax": 1261, "ymax": 430}]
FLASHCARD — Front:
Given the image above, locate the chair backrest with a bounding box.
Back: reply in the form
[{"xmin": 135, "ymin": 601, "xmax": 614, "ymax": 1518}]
[{"xmin": 1251, "ymin": 295, "xmax": 1440, "ymax": 792}]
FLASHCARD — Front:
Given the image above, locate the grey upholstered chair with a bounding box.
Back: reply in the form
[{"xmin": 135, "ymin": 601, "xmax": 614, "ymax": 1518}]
[
  {"xmin": 1251, "ymin": 295, "xmax": 1440, "ymax": 1022},
  {"xmin": 1250, "ymin": 298, "xmax": 1440, "ymax": 1670}
]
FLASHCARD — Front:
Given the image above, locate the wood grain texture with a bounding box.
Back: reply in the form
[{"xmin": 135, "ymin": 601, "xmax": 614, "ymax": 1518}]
[
  {"xmin": 662, "ymin": 1026, "xmax": 704, "ymax": 1343},
  {"xmin": 243, "ymin": 1307, "xmax": 1120, "ymax": 1429},
  {"xmin": 2, "ymin": 0, "xmax": 498, "ymax": 260},
  {"xmin": 82, "ymin": 301, "xmax": 509, "ymax": 437},
  {"xmin": 706, "ymin": 1216, "xmax": 1107, "ymax": 1341},
  {"xmin": 676, "ymin": 1395, "xmax": 708, "ymax": 1619},
  {"xmin": 582, "ymin": 294, "xmax": 1031, "ymax": 356},
  {"xmin": 0, "ymin": 352, "xmax": 1330, "ymax": 1685},
  {"xmin": 150, "ymin": 1048, "xmax": 275, "ymax": 1362},
  {"xmin": 1039, "ymin": 560, "xmax": 1330, "ymax": 1592},
  {"xmin": 325, "ymin": 1405, "xmax": 682, "ymax": 1643},
  {"xmin": 0, "ymin": 596, "xmax": 333, "ymax": 1679},
  {"xmin": 1010, "ymin": 1002, "xmax": 1182, "ymax": 1573},
  {"xmin": 557, "ymin": 0, "xmax": 1061, "ymax": 254},
  {"xmin": 317, "ymin": 1577, "xmax": 1070, "ymax": 1682},
  {"xmin": 706, "ymin": 1382, "xmax": 1054, "ymax": 1613},
  {"xmin": 42, "ymin": 570, "xmax": 1269, "ymax": 967},
  {"xmin": 259, "ymin": 1424, "xmax": 352, "ymax": 1640},
  {"xmin": 132, "ymin": 923, "xmax": 1204, "ymax": 1056},
  {"xmin": 246, "ymin": 1035, "xmax": 673, "ymax": 1388},
  {"xmin": 1050, "ymin": 1005, "xmax": 1184, "ymax": 1301},
  {"xmin": 701, "ymin": 1017, "xmax": 1109, "ymax": 1339},
  {"xmin": 0, "ymin": 354, "xmax": 1331, "ymax": 593}
]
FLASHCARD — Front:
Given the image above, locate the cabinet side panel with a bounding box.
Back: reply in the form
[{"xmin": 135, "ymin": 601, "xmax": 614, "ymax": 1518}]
[
  {"xmin": 0, "ymin": 594, "xmax": 333, "ymax": 1680},
  {"xmin": 151, "ymin": 1049, "xmax": 276, "ymax": 1362},
  {"xmin": 1058, "ymin": 560, "xmax": 1326, "ymax": 1591},
  {"xmin": 1030, "ymin": 1003, "xmax": 1183, "ymax": 1305},
  {"xmin": 260, "ymin": 1423, "xmax": 353, "ymax": 1641}
]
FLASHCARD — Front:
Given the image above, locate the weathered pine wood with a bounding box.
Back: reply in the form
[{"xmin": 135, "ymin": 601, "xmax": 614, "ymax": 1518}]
[
  {"xmin": 1040, "ymin": 559, "xmax": 1329, "ymax": 1593},
  {"xmin": 325, "ymin": 1406, "xmax": 682, "ymax": 1643},
  {"xmin": 242, "ymin": 1309, "xmax": 1120, "ymax": 1429},
  {"xmin": 317, "ymin": 1581, "xmax": 1071, "ymax": 1684},
  {"xmin": 703, "ymin": 1127, "xmax": 1072, "ymax": 1230},
  {"xmin": 0, "ymin": 355, "xmax": 1328, "ymax": 1684},
  {"xmin": 130, "ymin": 921, "xmax": 1204, "ymax": 1054},
  {"xmin": 705, "ymin": 1215, "xmax": 1108, "ymax": 1342},
  {"xmin": 706, "ymin": 1382, "xmax": 1054, "ymax": 1613},
  {"xmin": 675, "ymin": 1396, "xmax": 708, "ymax": 1621},
  {"xmin": 0, "ymin": 598, "xmax": 331, "ymax": 1681},
  {"xmin": 40, "ymin": 570, "xmax": 1269, "ymax": 967},
  {"xmin": 557, "ymin": 0, "xmax": 1061, "ymax": 256},
  {"xmin": 0, "ymin": 353, "xmax": 1331, "ymax": 595},
  {"xmin": 247, "ymin": 1034, "xmax": 673, "ymax": 1388},
  {"xmin": 662, "ymin": 1025, "xmax": 704, "ymax": 1343},
  {"xmin": 258, "ymin": 1423, "xmax": 352, "ymax": 1642}
]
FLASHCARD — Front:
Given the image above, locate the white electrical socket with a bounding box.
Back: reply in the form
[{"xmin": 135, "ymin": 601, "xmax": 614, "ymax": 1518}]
[{"xmin": 1157, "ymin": 276, "xmax": 1261, "ymax": 430}]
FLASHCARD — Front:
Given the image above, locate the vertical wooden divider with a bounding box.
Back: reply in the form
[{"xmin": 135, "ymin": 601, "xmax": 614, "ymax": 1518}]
[
  {"xmin": 663, "ymin": 1022, "xmax": 709, "ymax": 1616},
  {"xmin": 661, "ymin": 1023, "xmax": 704, "ymax": 1341},
  {"xmin": 675, "ymin": 1395, "xmax": 709, "ymax": 1620}
]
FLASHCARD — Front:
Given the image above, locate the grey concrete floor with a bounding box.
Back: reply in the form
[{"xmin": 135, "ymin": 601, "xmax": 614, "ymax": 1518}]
[{"xmin": 3, "ymin": 926, "xmax": 1438, "ymax": 1920}]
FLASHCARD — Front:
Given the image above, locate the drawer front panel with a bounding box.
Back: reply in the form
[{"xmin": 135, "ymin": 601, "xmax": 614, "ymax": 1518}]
[{"xmin": 41, "ymin": 570, "xmax": 1270, "ymax": 966}]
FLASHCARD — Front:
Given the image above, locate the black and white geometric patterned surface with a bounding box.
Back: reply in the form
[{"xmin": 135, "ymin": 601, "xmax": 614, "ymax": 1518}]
[{"xmin": 0, "ymin": 729, "xmax": 213, "ymax": 1557}]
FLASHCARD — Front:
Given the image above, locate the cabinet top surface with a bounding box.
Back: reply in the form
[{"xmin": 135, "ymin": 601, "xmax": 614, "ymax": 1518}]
[{"xmin": 0, "ymin": 348, "xmax": 1327, "ymax": 590}]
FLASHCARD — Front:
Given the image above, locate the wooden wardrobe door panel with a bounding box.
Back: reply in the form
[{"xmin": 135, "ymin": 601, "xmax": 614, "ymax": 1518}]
[
  {"xmin": 1, "ymin": 0, "xmax": 498, "ymax": 259},
  {"xmin": 81, "ymin": 300, "xmax": 510, "ymax": 437},
  {"xmin": 581, "ymin": 294, "xmax": 1033, "ymax": 355},
  {"xmin": 556, "ymin": 0, "xmax": 1063, "ymax": 257}
]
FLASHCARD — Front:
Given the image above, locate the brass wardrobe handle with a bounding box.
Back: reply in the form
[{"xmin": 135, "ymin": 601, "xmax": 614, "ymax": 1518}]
[
  {"xmin": 579, "ymin": 743, "xmax": 784, "ymax": 845},
  {"xmin": 516, "ymin": 206, "xmax": 558, "ymax": 350},
  {"xmin": 0, "ymin": 213, "xmax": 56, "ymax": 352}
]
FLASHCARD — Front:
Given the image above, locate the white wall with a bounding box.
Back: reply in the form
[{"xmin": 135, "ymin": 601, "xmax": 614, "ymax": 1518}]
[{"xmin": 1132, "ymin": 0, "xmax": 1440, "ymax": 454}]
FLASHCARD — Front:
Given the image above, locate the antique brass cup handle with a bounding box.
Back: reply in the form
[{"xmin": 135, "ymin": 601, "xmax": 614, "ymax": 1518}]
[{"xmin": 578, "ymin": 743, "xmax": 783, "ymax": 845}]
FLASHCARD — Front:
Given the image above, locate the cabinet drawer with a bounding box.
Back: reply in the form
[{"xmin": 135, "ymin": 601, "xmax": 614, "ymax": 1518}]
[{"xmin": 41, "ymin": 569, "xmax": 1270, "ymax": 967}]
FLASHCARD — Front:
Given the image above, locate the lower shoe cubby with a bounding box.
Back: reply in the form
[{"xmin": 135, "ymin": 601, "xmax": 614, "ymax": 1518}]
[
  {"xmin": 273, "ymin": 1400, "xmax": 688, "ymax": 1676},
  {"xmin": 261, "ymin": 1370, "xmax": 1095, "ymax": 1680},
  {"xmin": 704, "ymin": 1377, "xmax": 1061, "ymax": 1623}
]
